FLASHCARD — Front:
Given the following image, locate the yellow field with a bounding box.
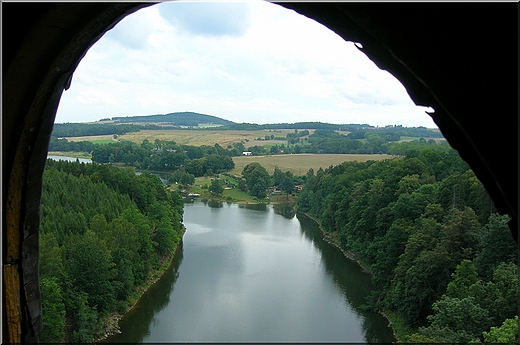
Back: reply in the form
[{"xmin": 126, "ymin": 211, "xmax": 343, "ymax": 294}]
[
  {"xmin": 118, "ymin": 129, "xmax": 306, "ymax": 147},
  {"xmin": 230, "ymin": 153, "xmax": 393, "ymax": 175}
]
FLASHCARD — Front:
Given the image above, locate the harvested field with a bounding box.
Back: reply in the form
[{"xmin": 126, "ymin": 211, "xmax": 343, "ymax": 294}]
[
  {"xmin": 118, "ymin": 129, "xmax": 300, "ymax": 147},
  {"xmin": 65, "ymin": 134, "xmax": 117, "ymax": 142}
]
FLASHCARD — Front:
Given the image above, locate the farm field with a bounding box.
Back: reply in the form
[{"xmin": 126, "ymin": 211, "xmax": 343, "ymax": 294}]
[
  {"xmin": 230, "ymin": 153, "xmax": 393, "ymax": 176},
  {"xmin": 117, "ymin": 129, "xmax": 304, "ymax": 147},
  {"xmin": 65, "ymin": 134, "xmax": 117, "ymax": 143}
]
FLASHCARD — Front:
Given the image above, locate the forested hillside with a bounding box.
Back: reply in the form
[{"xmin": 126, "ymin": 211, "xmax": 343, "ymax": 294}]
[
  {"xmin": 51, "ymin": 123, "xmax": 161, "ymax": 137},
  {"xmin": 39, "ymin": 160, "xmax": 184, "ymax": 343},
  {"xmin": 112, "ymin": 112, "xmax": 236, "ymax": 127},
  {"xmin": 297, "ymin": 144, "xmax": 518, "ymax": 342}
]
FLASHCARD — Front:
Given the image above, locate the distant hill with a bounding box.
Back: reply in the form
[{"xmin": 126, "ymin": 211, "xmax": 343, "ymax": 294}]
[{"xmin": 111, "ymin": 112, "xmax": 236, "ymax": 127}]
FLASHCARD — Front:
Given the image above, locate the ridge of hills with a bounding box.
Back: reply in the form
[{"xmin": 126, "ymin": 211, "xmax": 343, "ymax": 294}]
[
  {"xmin": 104, "ymin": 111, "xmax": 380, "ymax": 131},
  {"xmin": 110, "ymin": 112, "xmax": 235, "ymax": 127},
  {"xmin": 52, "ymin": 112, "xmax": 443, "ymax": 138}
]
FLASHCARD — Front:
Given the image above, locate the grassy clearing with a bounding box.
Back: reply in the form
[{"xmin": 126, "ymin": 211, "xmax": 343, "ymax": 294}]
[
  {"xmin": 231, "ymin": 153, "xmax": 393, "ymax": 175},
  {"xmin": 183, "ymin": 176, "xmax": 261, "ymax": 204},
  {"xmin": 245, "ymin": 139, "xmax": 288, "ymax": 149},
  {"xmin": 91, "ymin": 139, "xmax": 115, "ymax": 144}
]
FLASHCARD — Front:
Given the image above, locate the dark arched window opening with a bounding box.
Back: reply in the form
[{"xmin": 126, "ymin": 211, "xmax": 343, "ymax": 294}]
[{"xmin": 3, "ymin": 3, "xmax": 517, "ymax": 342}]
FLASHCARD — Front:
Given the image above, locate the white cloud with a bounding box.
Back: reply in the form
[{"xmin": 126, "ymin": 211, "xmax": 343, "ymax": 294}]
[
  {"xmin": 56, "ymin": 1, "xmax": 438, "ymax": 128},
  {"xmin": 76, "ymin": 88, "xmax": 120, "ymax": 106}
]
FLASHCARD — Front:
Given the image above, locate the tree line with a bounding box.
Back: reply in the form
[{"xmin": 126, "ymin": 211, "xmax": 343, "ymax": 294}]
[
  {"xmin": 51, "ymin": 123, "xmax": 162, "ymax": 137},
  {"xmin": 226, "ymin": 122, "xmax": 443, "ymax": 138},
  {"xmin": 90, "ymin": 140, "xmax": 236, "ymax": 176},
  {"xmin": 205, "ymin": 163, "xmax": 302, "ymax": 200},
  {"xmin": 39, "ymin": 159, "xmax": 184, "ymax": 343},
  {"xmin": 296, "ymin": 145, "xmax": 518, "ymax": 342},
  {"xmin": 241, "ymin": 129, "xmax": 445, "ymax": 156}
]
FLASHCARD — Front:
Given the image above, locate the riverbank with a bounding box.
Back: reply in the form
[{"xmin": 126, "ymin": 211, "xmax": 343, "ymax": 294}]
[
  {"xmin": 48, "ymin": 151, "xmax": 92, "ymax": 159},
  {"xmin": 298, "ymin": 212, "xmax": 401, "ymax": 342},
  {"xmin": 95, "ymin": 227, "xmax": 186, "ymax": 342}
]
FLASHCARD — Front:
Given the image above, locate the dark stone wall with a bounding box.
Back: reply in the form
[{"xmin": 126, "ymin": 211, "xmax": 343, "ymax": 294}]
[{"xmin": 2, "ymin": 3, "xmax": 517, "ymax": 342}]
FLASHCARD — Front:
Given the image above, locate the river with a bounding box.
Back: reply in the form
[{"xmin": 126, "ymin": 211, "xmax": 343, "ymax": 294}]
[
  {"xmin": 47, "ymin": 154, "xmax": 92, "ymax": 163},
  {"xmin": 104, "ymin": 199, "xmax": 395, "ymax": 343}
]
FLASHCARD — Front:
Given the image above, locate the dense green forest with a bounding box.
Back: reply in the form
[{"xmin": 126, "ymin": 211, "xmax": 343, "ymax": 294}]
[
  {"xmin": 39, "ymin": 159, "xmax": 184, "ymax": 343},
  {"xmin": 41, "ymin": 130, "xmax": 516, "ymax": 342},
  {"xmin": 51, "ymin": 123, "xmax": 162, "ymax": 137},
  {"xmin": 229, "ymin": 122, "xmax": 442, "ymax": 137},
  {"xmin": 112, "ymin": 112, "xmax": 236, "ymax": 127},
  {"xmin": 237, "ymin": 163, "xmax": 300, "ymax": 199},
  {"xmin": 296, "ymin": 144, "xmax": 518, "ymax": 342},
  {"xmin": 90, "ymin": 140, "xmax": 236, "ymax": 176}
]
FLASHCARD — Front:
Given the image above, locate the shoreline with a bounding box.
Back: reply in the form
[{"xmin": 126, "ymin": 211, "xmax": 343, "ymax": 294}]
[
  {"xmin": 95, "ymin": 203, "xmax": 400, "ymax": 343},
  {"xmin": 95, "ymin": 229, "xmax": 185, "ymax": 342},
  {"xmin": 298, "ymin": 212, "xmax": 399, "ymax": 342}
]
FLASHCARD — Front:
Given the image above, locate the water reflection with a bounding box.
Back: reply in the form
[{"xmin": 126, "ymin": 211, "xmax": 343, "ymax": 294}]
[
  {"xmin": 205, "ymin": 199, "xmax": 223, "ymax": 208},
  {"xmin": 104, "ymin": 201, "xmax": 394, "ymax": 343},
  {"xmin": 103, "ymin": 244, "xmax": 184, "ymax": 343},
  {"xmin": 238, "ymin": 203, "xmax": 267, "ymax": 212},
  {"xmin": 273, "ymin": 203, "xmax": 296, "ymax": 219},
  {"xmin": 297, "ymin": 213, "xmax": 394, "ymax": 343}
]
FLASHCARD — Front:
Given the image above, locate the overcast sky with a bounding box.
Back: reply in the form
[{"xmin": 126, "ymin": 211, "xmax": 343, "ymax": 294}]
[{"xmin": 55, "ymin": 0, "xmax": 437, "ymax": 128}]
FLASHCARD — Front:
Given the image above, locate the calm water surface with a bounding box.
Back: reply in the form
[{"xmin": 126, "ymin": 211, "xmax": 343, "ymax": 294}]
[
  {"xmin": 47, "ymin": 155, "xmax": 92, "ymax": 163},
  {"xmin": 105, "ymin": 199, "xmax": 395, "ymax": 343}
]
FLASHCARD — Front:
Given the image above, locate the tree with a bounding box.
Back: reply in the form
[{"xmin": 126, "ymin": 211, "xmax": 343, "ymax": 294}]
[
  {"xmin": 474, "ymin": 213, "xmax": 518, "ymax": 280},
  {"xmin": 70, "ymin": 292, "xmax": 98, "ymax": 343},
  {"xmin": 422, "ymin": 296, "xmax": 491, "ymax": 343},
  {"xmin": 272, "ymin": 166, "xmax": 285, "ymax": 186},
  {"xmin": 209, "ymin": 178, "xmax": 224, "ymax": 196},
  {"xmin": 242, "ymin": 162, "xmax": 270, "ymax": 198},
  {"xmin": 482, "ymin": 316, "xmax": 518, "ymax": 344},
  {"xmin": 40, "ymin": 278, "xmax": 66, "ymax": 343},
  {"xmin": 153, "ymin": 216, "xmax": 178, "ymax": 256},
  {"xmin": 280, "ymin": 173, "xmax": 295, "ymax": 199},
  {"xmin": 390, "ymin": 242, "xmax": 454, "ymax": 327},
  {"xmin": 446, "ymin": 259, "xmax": 478, "ymax": 299},
  {"xmin": 250, "ymin": 178, "xmax": 268, "ymax": 199},
  {"xmin": 67, "ymin": 231, "xmax": 115, "ymax": 312}
]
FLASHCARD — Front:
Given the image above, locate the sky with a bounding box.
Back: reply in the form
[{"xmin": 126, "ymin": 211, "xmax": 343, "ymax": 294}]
[{"xmin": 55, "ymin": 0, "xmax": 437, "ymax": 128}]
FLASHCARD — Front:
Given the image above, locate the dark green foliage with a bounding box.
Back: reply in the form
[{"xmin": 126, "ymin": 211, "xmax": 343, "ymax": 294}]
[
  {"xmin": 169, "ymin": 167, "xmax": 195, "ymax": 186},
  {"xmin": 90, "ymin": 140, "xmax": 236, "ymax": 175},
  {"xmin": 280, "ymin": 172, "xmax": 295, "ymax": 198},
  {"xmin": 111, "ymin": 112, "xmax": 236, "ymax": 126},
  {"xmin": 242, "ymin": 162, "xmax": 271, "ymax": 198},
  {"xmin": 209, "ymin": 178, "xmax": 224, "ymax": 196},
  {"xmin": 474, "ymin": 213, "xmax": 518, "ymax": 280},
  {"xmin": 296, "ymin": 145, "xmax": 517, "ymax": 338},
  {"xmin": 482, "ymin": 316, "xmax": 519, "ymax": 343},
  {"xmin": 51, "ymin": 122, "xmax": 144, "ymax": 137},
  {"xmin": 67, "ymin": 231, "xmax": 115, "ymax": 312},
  {"xmin": 48, "ymin": 137, "xmax": 97, "ymax": 152},
  {"xmin": 411, "ymin": 260, "xmax": 518, "ymax": 342},
  {"xmin": 40, "ymin": 159, "xmax": 184, "ymax": 342},
  {"xmin": 40, "ymin": 278, "xmax": 66, "ymax": 343},
  {"xmin": 426, "ymin": 296, "xmax": 492, "ymax": 343},
  {"xmin": 70, "ymin": 292, "xmax": 98, "ymax": 343}
]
